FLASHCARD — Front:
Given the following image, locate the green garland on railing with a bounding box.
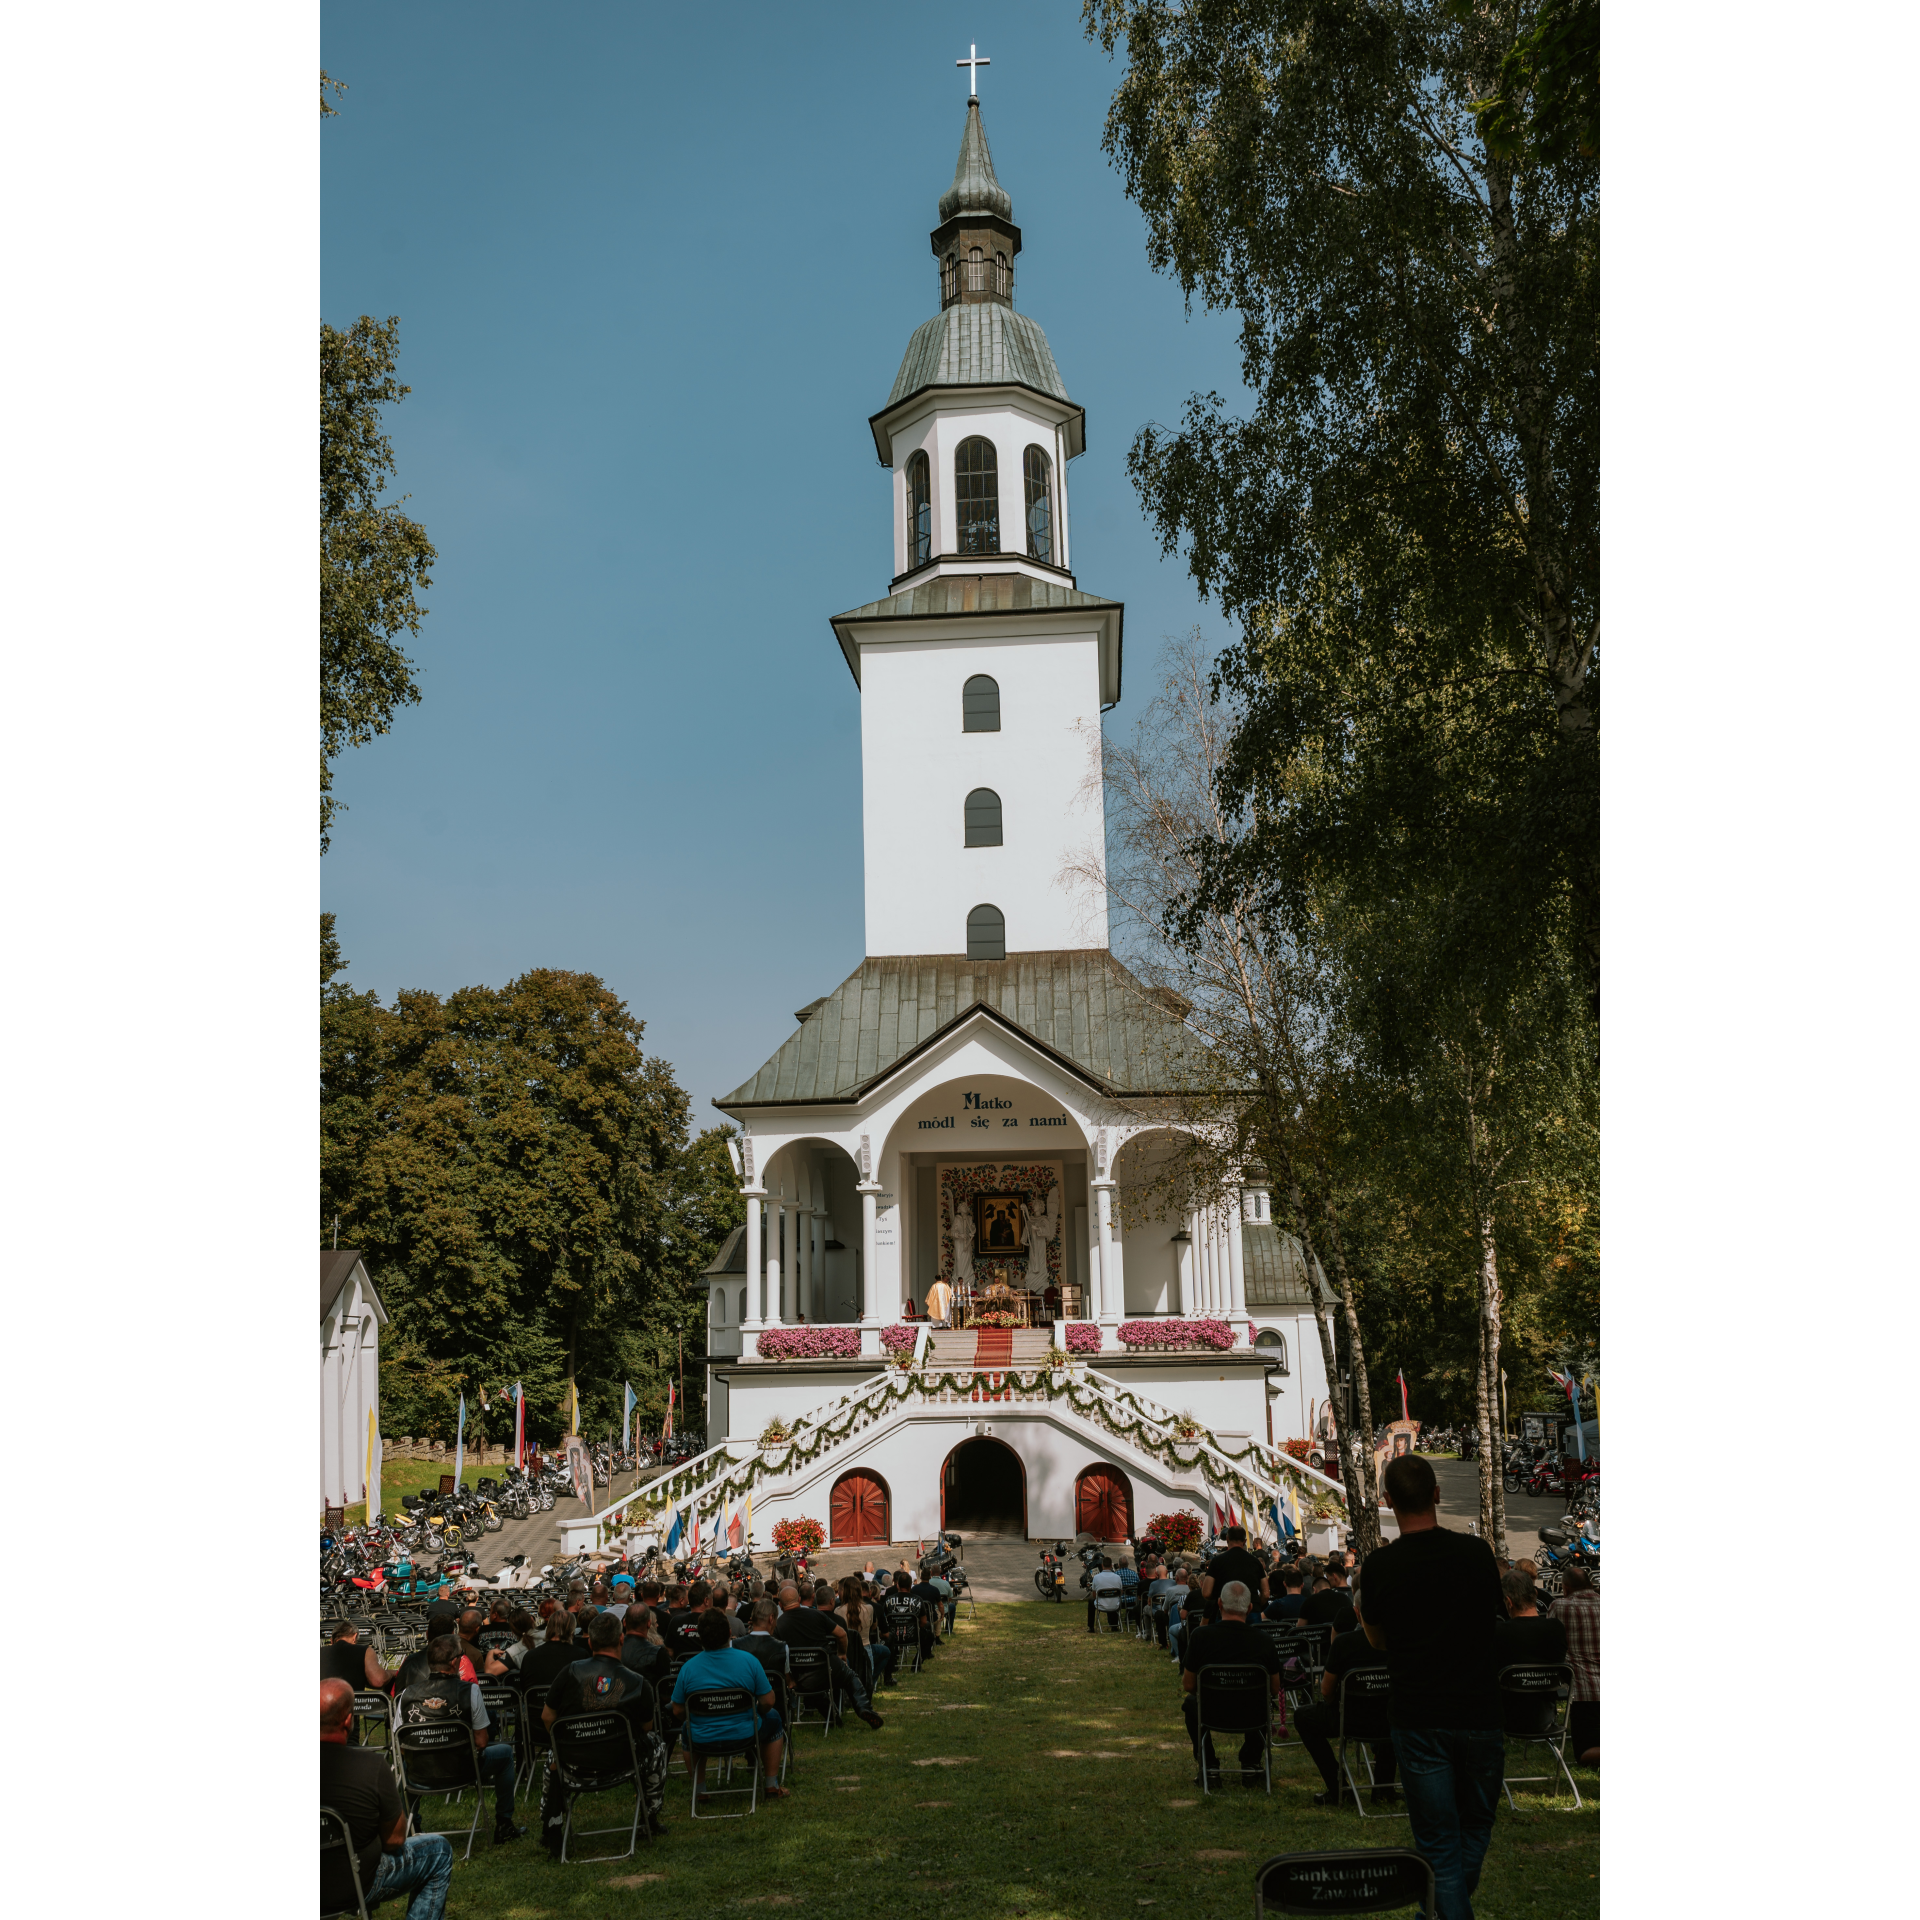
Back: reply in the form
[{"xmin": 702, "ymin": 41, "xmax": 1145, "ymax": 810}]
[{"xmin": 603, "ymin": 1363, "xmax": 1346, "ymax": 1545}]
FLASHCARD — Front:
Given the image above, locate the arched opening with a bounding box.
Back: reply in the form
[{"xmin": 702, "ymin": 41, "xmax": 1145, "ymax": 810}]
[
  {"xmin": 962, "ymin": 673, "xmax": 1000, "ymax": 732},
  {"xmin": 942, "ymin": 253, "xmax": 956, "ymax": 304},
  {"xmin": 1075, "ymin": 1463, "xmax": 1133, "ymax": 1542},
  {"xmin": 1024, "ymin": 446, "xmax": 1054, "ymax": 563},
  {"xmin": 829, "ymin": 1468, "xmax": 891, "ymax": 1546},
  {"xmin": 1254, "ymin": 1329, "xmax": 1287, "ymax": 1365},
  {"xmin": 966, "ymin": 903, "xmax": 1005, "ymax": 961},
  {"xmin": 964, "ymin": 787, "xmax": 1002, "ymax": 847},
  {"xmin": 955, "ymin": 436, "xmax": 999, "ymax": 554},
  {"xmin": 967, "ymin": 245, "xmax": 984, "ymax": 293},
  {"xmin": 941, "ymin": 1435, "xmax": 1026, "ymax": 1536},
  {"xmin": 906, "ymin": 450, "xmax": 931, "ymax": 569},
  {"xmin": 994, "ymin": 250, "xmax": 1010, "ymax": 298}
]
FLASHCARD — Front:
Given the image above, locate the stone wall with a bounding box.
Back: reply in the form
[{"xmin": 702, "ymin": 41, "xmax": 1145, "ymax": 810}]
[{"xmin": 381, "ymin": 1438, "xmax": 512, "ymax": 1466}]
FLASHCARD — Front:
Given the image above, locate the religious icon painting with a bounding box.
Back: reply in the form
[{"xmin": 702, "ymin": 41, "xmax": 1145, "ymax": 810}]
[{"xmin": 978, "ymin": 1192, "xmax": 1023, "ymax": 1252}]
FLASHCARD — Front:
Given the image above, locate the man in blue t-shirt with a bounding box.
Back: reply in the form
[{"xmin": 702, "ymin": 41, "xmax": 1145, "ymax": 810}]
[{"xmin": 669, "ymin": 1611, "xmax": 789, "ymax": 1802}]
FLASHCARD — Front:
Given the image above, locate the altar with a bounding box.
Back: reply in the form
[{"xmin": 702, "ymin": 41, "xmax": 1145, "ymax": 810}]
[{"xmin": 961, "ymin": 1284, "xmax": 1038, "ymax": 1330}]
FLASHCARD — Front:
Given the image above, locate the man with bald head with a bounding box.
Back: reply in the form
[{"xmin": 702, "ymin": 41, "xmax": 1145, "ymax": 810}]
[
  {"xmin": 773, "ymin": 1582, "xmax": 885, "ymax": 1730},
  {"xmin": 1178, "ymin": 1578, "xmax": 1283, "ymax": 1788},
  {"xmin": 322, "ymin": 1679, "xmax": 453, "ymax": 1917}
]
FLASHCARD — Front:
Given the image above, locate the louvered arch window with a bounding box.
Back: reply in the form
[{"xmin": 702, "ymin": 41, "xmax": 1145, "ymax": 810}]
[
  {"xmin": 906, "ymin": 450, "xmax": 931, "ymax": 568},
  {"xmin": 964, "ymin": 788, "xmax": 1003, "ymax": 847},
  {"xmin": 966, "ymin": 903, "xmax": 1006, "ymax": 961},
  {"xmin": 962, "ymin": 673, "xmax": 1000, "ymax": 732},
  {"xmin": 955, "ymin": 437, "xmax": 999, "ymax": 554},
  {"xmin": 1024, "ymin": 446, "xmax": 1054, "ymax": 563}
]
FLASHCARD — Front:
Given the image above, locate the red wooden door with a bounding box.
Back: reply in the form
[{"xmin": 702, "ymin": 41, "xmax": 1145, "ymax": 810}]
[
  {"xmin": 1075, "ymin": 1465, "xmax": 1132, "ymax": 1541},
  {"xmin": 830, "ymin": 1470, "xmax": 890, "ymax": 1546}
]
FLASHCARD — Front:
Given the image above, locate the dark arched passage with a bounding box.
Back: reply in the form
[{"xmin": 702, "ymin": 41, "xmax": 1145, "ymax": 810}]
[{"xmin": 941, "ymin": 1436, "xmax": 1027, "ymax": 1537}]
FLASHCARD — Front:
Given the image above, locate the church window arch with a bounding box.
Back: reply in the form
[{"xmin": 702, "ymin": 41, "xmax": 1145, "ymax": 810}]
[
  {"xmin": 964, "ymin": 788, "xmax": 1003, "ymax": 847},
  {"xmin": 994, "ymin": 250, "xmax": 1009, "ymax": 297},
  {"xmin": 1253, "ymin": 1329, "xmax": 1287, "ymax": 1367},
  {"xmin": 1024, "ymin": 446, "xmax": 1054, "ymax": 563},
  {"xmin": 962, "ymin": 674, "xmax": 1000, "ymax": 732},
  {"xmin": 966, "ymin": 904, "xmax": 1006, "ymax": 961},
  {"xmin": 906, "ymin": 451, "xmax": 932, "ymax": 568},
  {"xmin": 737, "ymin": 1287, "xmax": 747, "ymax": 1323},
  {"xmin": 955, "ymin": 437, "xmax": 999, "ymax": 554},
  {"xmin": 967, "ymin": 245, "xmax": 984, "ymax": 293}
]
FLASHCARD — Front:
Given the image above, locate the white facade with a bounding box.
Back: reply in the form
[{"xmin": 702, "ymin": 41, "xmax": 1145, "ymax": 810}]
[
  {"xmin": 321, "ymin": 1252, "xmax": 388, "ymax": 1515},
  {"xmin": 858, "ymin": 621, "xmax": 1106, "ymax": 956}
]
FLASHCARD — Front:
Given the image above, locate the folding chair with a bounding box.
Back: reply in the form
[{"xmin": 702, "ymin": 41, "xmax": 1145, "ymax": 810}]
[
  {"xmin": 548, "ymin": 1711, "xmax": 652, "ymax": 1862},
  {"xmin": 1192, "ymin": 1663, "xmax": 1273, "ymax": 1796},
  {"xmin": 321, "ymin": 1806, "xmax": 371, "ymax": 1920},
  {"xmin": 682, "ymin": 1685, "xmax": 763, "ymax": 1820},
  {"xmin": 758, "ymin": 1667, "xmax": 796, "ymax": 1784},
  {"xmin": 519, "ymin": 1685, "xmax": 551, "ymax": 1790},
  {"xmin": 479, "ymin": 1683, "xmax": 520, "ymax": 1783},
  {"xmin": 1497, "ymin": 1662, "xmax": 1582, "ymax": 1810},
  {"xmin": 394, "ymin": 1720, "xmax": 485, "ymax": 1860},
  {"xmin": 885, "ymin": 1600, "xmax": 924, "ymax": 1675},
  {"xmin": 351, "ymin": 1689, "xmax": 392, "ymax": 1754},
  {"xmin": 785, "ymin": 1645, "xmax": 838, "ymax": 1739},
  {"xmin": 1333, "ymin": 1667, "xmax": 1405, "ymax": 1820},
  {"xmin": 1253, "ymin": 1846, "xmax": 1435, "ymax": 1918}
]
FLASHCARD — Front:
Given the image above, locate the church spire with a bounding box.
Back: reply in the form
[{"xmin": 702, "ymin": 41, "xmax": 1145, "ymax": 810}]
[{"xmin": 931, "ymin": 98, "xmax": 1021, "ymax": 310}]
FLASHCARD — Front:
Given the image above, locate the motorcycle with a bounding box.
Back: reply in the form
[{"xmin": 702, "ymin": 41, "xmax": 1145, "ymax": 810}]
[
  {"xmin": 1535, "ymin": 1522, "xmax": 1599, "ymax": 1595},
  {"xmin": 1033, "ymin": 1542, "xmax": 1069, "ymax": 1602}
]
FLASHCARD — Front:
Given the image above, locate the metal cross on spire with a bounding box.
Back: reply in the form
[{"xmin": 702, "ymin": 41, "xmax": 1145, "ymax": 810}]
[{"xmin": 956, "ymin": 43, "xmax": 990, "ymax": 97}]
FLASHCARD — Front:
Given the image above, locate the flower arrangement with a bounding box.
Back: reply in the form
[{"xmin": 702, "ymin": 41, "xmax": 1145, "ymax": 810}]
[
  {"xmin": 1117, "ymin": 1318, "xmax": 1238, "ymax": 1352},
  {"xmin": 758, "ymin": 1415, "xmax": 793, "ymax": 1447},
  {"xmin": 976, "ymin": 1309, "xmax": 1018, "ymax": 1328},
  {"xmin": 770, "ymin": 1516, "xmax": 825, "ymax": 1554},
  {"xmin": 878, "ymin": 1325, "xmax": 917, "ymax": 1353},
  {"xmin": 755, "ymin": 1326, "xmax": 861, "ymax": 1360},
  {"xmin": 1282, "ymin": 1438, "xmax": 1313, "ymax": 1463},
  {"xmin": 1144, "ymin": 1509, "xmax": 1203, "ymax": 1553},
  {"xmin": 1061, "ymin": 1323, "xmax": 1102, "ymax": 1355},
  {"xmin": 1170, "ymin": 1410, "xmax": 1204, "ymax": 1441}
]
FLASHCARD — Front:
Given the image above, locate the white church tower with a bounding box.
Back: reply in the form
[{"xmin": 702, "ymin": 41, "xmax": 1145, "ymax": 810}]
[{"xmin": 832, "ymin": 95, "xmax": 1123, "ymax": 960}]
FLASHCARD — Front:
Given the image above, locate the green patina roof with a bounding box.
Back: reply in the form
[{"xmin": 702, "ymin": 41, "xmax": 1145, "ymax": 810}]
[
  {"xmin": 832, "ymin": 573, "xmax": 1119, "ymax": 626},
  {"xmin": 886, "ymin": 302, "xmax": 1069, "ymax": 410},
  {"xmin": 939, "ymin": 96, "xmax": 1013, "ymax": 225},
  {"xmin": 715, "ymin": 949, "xmax": 1221, "ymax": 1110},
  {"xmin": 1243, "ymin": 1224, "xmax": 1331, "ymax": 1308}
]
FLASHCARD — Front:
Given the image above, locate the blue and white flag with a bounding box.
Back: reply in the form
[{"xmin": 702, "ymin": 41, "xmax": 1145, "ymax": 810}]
[
  {"xmin": 622, "ymin": 1381, "xmax": 637, "ymax": 1453},
  {"xmin": 662, "ymin": 1498, "xmax": 685, "ymax": 1556},
  {"xmin": 453, "ymin": 1393, "xmax": 466, "ymax": 1489}
]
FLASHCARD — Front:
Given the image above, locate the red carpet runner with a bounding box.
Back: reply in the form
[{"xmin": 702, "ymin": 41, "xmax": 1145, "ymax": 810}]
[{"xmin": 972, "ymin": 1327, "xmax": 1014, "ymax": 1367}]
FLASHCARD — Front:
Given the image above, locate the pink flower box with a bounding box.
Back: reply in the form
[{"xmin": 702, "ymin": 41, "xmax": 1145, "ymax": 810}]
[
  {"xmin": 1062, "ymin": 1323, "xmax": 1103, "ymax": 1354},
  {"xmin": 1116, "ymin": 1317, "xmax": 1239, "ymax": 1352},
  {"xmin": 878, "ymin": 1325, "xmax": 918, "ymax": 1353},
  {"xmin": 755, "ymin": 1326, "xmax": 861, "ymax": 1360}
]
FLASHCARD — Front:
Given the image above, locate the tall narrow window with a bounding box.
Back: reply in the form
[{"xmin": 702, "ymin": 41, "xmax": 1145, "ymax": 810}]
[
  {"xmin": 942, "ymin": 254, "xmax": 956, "ymax": 304},
  {"xmin": 964, "ymin": 788, "xmax": 1003, "ymax": 847},
  {"xmin": 994, "ymin": 250, "xmax": 1009, "ymax": 297},
  {"xmin": 906, "ymin": 451, "xmax": 931, "ymax": 568},
  {"xmin": 967, "ymin": 245, "xmax": 984, "ymax": 293},
  {"xmin": 955, "ymin": 437, "xmax": 999, "ymax": 554},
  {"xmin": 966, "ymin": 904, "xmax": 1006, "ymax": 961},
  {"xmin": 1024, "ymin": 446, "xmax": 1054, "ymax": 563},
  {"xmin": 962, "ymin": 673, "xmax": 1000, "ymax": 732}
]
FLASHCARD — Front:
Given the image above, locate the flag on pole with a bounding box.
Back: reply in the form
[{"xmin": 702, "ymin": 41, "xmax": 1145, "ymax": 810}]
[
  {"xmin": 742, "ymin": 1487, "xmax": 753, "ymax": 1549},
  {"xmin": 1549, "ymin": 1369, "xmax": 1589, "ymax": 1460},
  {"xmin": 513, "ymin": 1381, "xmax": 525, "ymax": 1471},
  {"xmin": 663, "ymin": 1497, "xmax": 684, "ymax": 1556},
  {"xmin": 1397, "ymin": 1369, "xmax": 1410, "ymax": 1422},
  {"xmin": 664, "ymin": 1383, "xmax": 675, "ymax": 1441},
  {"xmin": 568, "ymin": 1380, "xmax": 580, "ymax": 1436},
  {"xmin": 727, "ymin": 1498, "xmax": 744, "ymax": 1550},
  {"xmin": 622, "ymin": 1382, "xmax": 637, "ymax": 1453},
  {"xmin": 453, "ymin": 1393, "xmax": 466, "ymax": 1490},
  {"xmin": 366, "ymin": 1403, "xmax": 381, "ymax": 1520}
]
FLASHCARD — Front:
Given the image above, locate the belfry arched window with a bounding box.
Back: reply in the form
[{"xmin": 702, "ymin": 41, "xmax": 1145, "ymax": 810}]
[
  {"xmin": 962, "ymin": 673, "xmax": 1000, "ymax": 732},
  {"xmin": 955, "ymin": 437, "xmax": 999, "ymax": 554},
  {"xmin": 967, "ymin": 245, "xmax": 984, "ymax": 293},
  {"xmin": 942, "ymin": 254, "xmax": 956, "ymax": 304},
  {"xmin": 1024, "ymin": 446, "xmax": 1054, "ymax": 564},
  {"xmin": 994, "ymin": 250, "xmax": 1010, "ymax": 298},
  {"xmin": 964, "ymin": 788, "xmax": 1003, "ymax": 847},
  {"xmin": 907, "ymin": 451, "xmax": 931, "ymax": 568},
  {"xmin": 967, "ymin": 903, "xmax": 1006, "ymax": 961}
]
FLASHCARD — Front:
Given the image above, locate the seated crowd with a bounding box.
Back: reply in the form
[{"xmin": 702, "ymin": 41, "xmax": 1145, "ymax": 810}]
[{"xmin": 322, "ymin": 1558, "xmax": 961, "ymax": 1906}]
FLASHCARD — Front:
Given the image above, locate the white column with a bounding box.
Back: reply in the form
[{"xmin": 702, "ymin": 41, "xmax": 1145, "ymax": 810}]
[
  {"xmin": 766, "ymin": 1196, "xmax": 785, "ymax": 1330},
  {"xmin": 1174, "ymin": 1230, "xmax": 1192, "ymax": 1317},
  {"xmin": 741, "ymin": 1192, "xmax": 765, "ymax": 1334},
  {"xmin": 1094, "ymin": 1181, "xmax": 1117, "ymax": 1328},
  {"xmin": 1201, "ymin": 1209, "xmax": 1217, "ymax": 1314},
  {"xmin": 859, "ymin": 1183, "xmax": 881, "ymax": 1350},
  {"xmin": 1228, "ymin": 1193, "xmax": 1249, "ymax": 1319}
]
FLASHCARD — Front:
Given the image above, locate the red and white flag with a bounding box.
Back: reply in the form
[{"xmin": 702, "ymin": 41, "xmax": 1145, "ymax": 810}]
[{"xmin": 726, "ymin": 1501, "xmax": 744, "ymax": 1550}]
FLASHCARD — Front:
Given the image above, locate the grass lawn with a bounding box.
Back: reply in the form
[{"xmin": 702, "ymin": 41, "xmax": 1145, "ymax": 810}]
[
  {"xmin": 336, "ymin": 1461, "xmax": 504, "ymax": 1531},
  {"xmin": 389, "ymin": 1601, "xmax": 1597, "ymax": 1918}
]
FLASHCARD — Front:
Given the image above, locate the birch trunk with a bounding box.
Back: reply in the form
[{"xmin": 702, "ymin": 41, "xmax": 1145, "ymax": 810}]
[
  {"xmin": 1317, "ymin": 1201, "xmax": 1381, "ymax": 1517},
  {"xmin": 1475, "ymin": 1206, "xmax": 1508, "ymax": 1558}
]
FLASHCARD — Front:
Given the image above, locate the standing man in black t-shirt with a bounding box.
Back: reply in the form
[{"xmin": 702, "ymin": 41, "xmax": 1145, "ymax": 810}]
[
  {"xmin": 1178, "ymin": 1579, "xmax": 1281, "ymax": 1786},
  {"xmin": 1360, "ymin": 1455, "xmax": 1505, "ymax": 1920},
  {"xmin": 1196, "ymin": 1526, "xmax": 1269, "ymax": 1623},
  {"xmin": 322, "ymin": 1678, "xmax": 453, "ymax": 1916}
]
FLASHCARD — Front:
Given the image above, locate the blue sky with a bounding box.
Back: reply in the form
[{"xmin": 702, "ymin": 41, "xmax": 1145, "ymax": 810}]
[{"xmin": 320, "ymin": 1, "xmax": 1248, "ymax": 1118}]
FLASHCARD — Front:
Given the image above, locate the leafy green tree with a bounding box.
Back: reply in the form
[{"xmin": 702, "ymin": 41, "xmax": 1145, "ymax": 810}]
[
  {"xmin": 320, "ymin": 930, "xmax": 739, "ymax": 1442},
  {"xmin": 320, "ymin": 314, "xmax": 435, "ymax": 852},
  {"xmin": 1084, "ymin": 0, "xmax": 1599, "ymax": 1010}
]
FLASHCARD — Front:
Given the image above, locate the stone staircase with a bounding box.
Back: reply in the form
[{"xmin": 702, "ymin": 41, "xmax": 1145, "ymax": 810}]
[{"xmin": 927, "ymin": 1327, "xmax": 1054, "ymax": 1368}]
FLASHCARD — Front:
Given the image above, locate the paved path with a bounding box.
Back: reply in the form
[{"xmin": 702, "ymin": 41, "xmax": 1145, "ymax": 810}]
[{"xmin": 1426, "ymin": 1454, "xmax": 1569, "ymax": 1562}]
